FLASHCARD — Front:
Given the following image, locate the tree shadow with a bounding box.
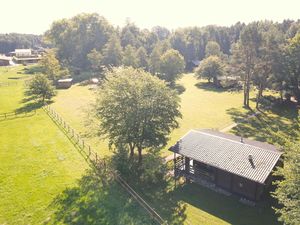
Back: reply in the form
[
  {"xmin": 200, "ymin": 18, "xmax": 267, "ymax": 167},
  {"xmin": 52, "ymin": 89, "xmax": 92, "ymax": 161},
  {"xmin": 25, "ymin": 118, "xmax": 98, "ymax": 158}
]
[
  {"xmin": 173, "ymin": 84, "xmax": 186, "ymax": 95},
  {"xmin": 16, "ymin": 98, "xmax": 52, "ymax": 113},
  {"xmin": 173, "ymin": 183, "xmax": 280, "ymax": 225},
  {"xmin": 226, "ymin": 105, "xmax": 299, "ymax": 146},
  {"xmin": 111, "ymin": 151, "xmax": 188, "ymax": 225},
  {"xmin": 23, "ymin": 65, "xmax": 44, "ymax": 74},
  {"xmin": 195, "ymin": 82, "xmax": 241, "ymax": 93},
  {"xmin": 47, "ymin": 170, "xmax": 157, "ymax": 225}
]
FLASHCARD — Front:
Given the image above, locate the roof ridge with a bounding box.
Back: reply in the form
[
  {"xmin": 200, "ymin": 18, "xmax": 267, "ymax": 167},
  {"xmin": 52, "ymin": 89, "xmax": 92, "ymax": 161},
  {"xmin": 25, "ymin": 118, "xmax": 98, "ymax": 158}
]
[{"xmin": 190, "ymin": 129, "xmax": 281, "ymax": 155}]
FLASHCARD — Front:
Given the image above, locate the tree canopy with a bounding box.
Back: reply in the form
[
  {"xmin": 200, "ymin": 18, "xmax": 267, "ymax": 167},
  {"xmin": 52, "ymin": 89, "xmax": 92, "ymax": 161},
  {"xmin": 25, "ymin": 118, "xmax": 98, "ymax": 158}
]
[
  {"xmin": 25, "ymin": 74, "xmax": 55, "ymax": 103},
  {"xmin": 273, "ymin": 141, "xmax": 300, "ymax": 225},
  {"xmin": 38, "ymin": 49, "xmax": 69, "ymax": 81},
  {"xmin": 159, "ymin": 49, "xmax": 185, "ymax": 85},
  {"xmin": 95, "ymin": 67, "xmax": 181, "ymax": 163},
  {"xmin": 195, "ymin": 56, "xmax": 225, "ymax": 85}
]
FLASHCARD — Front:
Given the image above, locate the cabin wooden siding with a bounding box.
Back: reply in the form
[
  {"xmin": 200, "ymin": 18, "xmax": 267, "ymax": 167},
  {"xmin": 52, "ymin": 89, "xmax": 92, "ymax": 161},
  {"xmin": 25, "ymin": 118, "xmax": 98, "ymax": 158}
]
[{"xmin": 175, "ymin": 155, "xmax": 278, "ymax": 201}]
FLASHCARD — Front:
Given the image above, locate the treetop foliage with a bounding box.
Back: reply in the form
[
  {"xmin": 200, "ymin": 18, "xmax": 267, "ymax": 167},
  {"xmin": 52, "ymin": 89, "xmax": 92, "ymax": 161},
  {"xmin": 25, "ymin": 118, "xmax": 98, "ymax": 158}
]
[{"xmin": 95, "ymin": 67, "xmax": 182, "ymax": 162}]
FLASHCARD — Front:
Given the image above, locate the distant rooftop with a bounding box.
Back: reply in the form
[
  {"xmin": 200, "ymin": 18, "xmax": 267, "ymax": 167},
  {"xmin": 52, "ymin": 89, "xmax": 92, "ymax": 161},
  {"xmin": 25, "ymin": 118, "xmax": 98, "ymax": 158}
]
[{"xmin": 169, "ymin": 129, "xmax": 282, "ymax": 184}]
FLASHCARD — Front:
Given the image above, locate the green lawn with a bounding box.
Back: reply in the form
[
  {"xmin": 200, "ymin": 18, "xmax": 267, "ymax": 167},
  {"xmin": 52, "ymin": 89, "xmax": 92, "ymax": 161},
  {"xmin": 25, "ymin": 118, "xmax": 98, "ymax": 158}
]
[
  {"xmin": 51, "ymin": 72, "xmax": 283, "ymax": 224},
  {"xmin": 0, "ymin": 66, "xmax": 153, "ymax": 225},
  {"xmin": 52, "ymin": 74, "xmax": 253, "ymax": 156}
]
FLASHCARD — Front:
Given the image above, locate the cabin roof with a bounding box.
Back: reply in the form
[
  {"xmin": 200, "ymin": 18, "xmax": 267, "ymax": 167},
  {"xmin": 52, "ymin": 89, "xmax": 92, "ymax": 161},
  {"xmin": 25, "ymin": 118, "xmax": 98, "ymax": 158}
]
[{"xmin": 169, "ymin": 129, "xmax": 282, "ymax": 184}]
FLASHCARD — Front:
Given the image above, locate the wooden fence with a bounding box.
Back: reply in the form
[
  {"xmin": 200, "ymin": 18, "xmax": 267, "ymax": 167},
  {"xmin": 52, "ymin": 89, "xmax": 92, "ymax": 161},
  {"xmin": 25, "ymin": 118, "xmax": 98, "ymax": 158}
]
[
  {"xmin": 42, "ymin": 105, "xmax": 167, "ymax": 225},
  {"xmin": 0, "ymin": 110, "xmax": 36, "ymax": 120}
]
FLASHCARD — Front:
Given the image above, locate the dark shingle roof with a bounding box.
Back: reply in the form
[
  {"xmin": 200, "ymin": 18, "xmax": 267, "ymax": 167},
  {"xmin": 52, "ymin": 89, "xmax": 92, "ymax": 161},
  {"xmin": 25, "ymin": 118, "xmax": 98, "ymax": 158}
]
[{"xmin": 169, "ymin": 129, "xmax": 282, "ymax": 184}]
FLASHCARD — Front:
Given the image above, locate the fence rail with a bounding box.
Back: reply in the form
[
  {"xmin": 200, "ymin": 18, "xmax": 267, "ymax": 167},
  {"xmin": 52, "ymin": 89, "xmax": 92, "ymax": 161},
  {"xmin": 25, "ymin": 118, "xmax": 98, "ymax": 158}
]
[
  {"xmin": 0, "ymin": 110, "xmax": 36, "ymax": 120},
  {"xmin": 42, "ymin": 105, "xmax": 167, "ymax": 225}
]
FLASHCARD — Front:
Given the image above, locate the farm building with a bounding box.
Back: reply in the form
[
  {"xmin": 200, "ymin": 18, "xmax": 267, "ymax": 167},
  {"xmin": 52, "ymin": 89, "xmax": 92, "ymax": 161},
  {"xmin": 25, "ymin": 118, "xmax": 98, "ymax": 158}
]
[
  {"xmin": 12, "ymin": 56, "xmax": 41, "ymax": 64},
  {"xmin": 8, "ymin": 49, "xmax": 41, "ymax": 65},
  {"xmin": 169, "ymin": 129, "xmax": 282, "ymax": 201},
  {"xmin": 57, "ymin": 78, "xmax": 73, "ymax": 89},
  {"xmin": 0, "ymin": 56, "xmax": 11, "ymax": 66}
]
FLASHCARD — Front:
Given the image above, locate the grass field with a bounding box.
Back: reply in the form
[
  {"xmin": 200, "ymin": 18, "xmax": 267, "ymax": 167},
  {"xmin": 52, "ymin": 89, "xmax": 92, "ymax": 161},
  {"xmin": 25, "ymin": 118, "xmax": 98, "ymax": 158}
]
[
  {"xmin": 51, "ymin": 72, "xmax": 283, "ymax": 224},
  {"xmin": 52, "ymin": 74, "xmax": 255, "ymax": 156},
  {"xmin": 0, "ymin": 66, "xmax": 153, "ymax": 225}
]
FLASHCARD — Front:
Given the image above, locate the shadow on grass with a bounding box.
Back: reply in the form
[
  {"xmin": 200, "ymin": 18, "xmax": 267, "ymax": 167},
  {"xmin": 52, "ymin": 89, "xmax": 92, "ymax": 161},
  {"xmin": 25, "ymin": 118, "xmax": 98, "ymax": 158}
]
[
  {"xmin": 111, "ymin": 151, "xmax": 188, "ymax": 224},
  {"xmin": 23, "ymin": 65, "xmax": 44, "ymax": 75},
  {"xmin": 226, "ymin": 104, "xmax": 299, "ymax": 146},
  {"xmin": 172, "ymin": 183, "xmax": 280, "ymax": 225},
  {"xmin": 173, "ymin": 84, "xmax": 186, "ymax": 95},
  {"xmin": 47, "ymin": 170, "xmax": 157, "ymax": 225},
  {"xmin": 15, "ymin": 101, "xmax": 45, "ymax": 113},
  {"xmin": 195, "ymin": 82, "xmax": 241, "ymax": 93}
]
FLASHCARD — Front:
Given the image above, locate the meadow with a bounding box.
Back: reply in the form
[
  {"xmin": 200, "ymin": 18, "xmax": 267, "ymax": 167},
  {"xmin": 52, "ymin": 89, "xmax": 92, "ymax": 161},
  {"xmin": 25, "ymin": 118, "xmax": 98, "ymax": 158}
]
[
  {"xmin": 51, "ymin": 72, "xmax": 284, "ymax": 224},
  {"xmin": 0, "ymin": 66, "xmax": 152, "ymax": 225},
  {"xmin": 1, "ymin": 66, "xmax": 291, "ymax": 224}
]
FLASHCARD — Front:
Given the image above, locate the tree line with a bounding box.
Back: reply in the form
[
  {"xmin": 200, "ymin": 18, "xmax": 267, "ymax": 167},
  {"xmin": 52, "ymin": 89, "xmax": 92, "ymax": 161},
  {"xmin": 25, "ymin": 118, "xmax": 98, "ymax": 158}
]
[
  {"xmin": 0, "ymin": 33, "xmax": 45, "ymax": 53},
  {"xmin": 44, "ymin": 14, "xmax": 300, "ymax": 107}
]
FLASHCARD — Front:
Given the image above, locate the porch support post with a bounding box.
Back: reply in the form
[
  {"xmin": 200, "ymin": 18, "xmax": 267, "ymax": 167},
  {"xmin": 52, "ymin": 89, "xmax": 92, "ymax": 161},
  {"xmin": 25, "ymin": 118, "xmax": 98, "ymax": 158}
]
[
  {"xmin": 174, "ymin": 152, "xmax": 176, "ymax": 188},
  {"xmin": 185, "ymin": 157, "xmax": 190, "ymax": 183}
]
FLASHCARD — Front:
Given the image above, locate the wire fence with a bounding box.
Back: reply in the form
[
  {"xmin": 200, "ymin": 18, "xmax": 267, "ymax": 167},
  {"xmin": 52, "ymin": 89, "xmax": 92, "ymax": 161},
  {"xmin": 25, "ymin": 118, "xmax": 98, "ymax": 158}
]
[
  {"xmin": 42, "ymin": 104, "xmax": 167, "ymax": 225},
  {"xmin": 0, "ymin": 110, "xmax": 36, "ymax": 120}
]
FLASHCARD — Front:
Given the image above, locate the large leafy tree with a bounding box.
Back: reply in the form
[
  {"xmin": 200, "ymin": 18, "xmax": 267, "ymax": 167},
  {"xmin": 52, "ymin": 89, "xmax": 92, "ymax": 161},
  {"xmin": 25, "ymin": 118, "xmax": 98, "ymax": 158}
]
[
  {"xmin": 284, "ymin": 33, "xmax": 300, "ymax": 101},
  {"xmin": 136, "ymin": 47, "xmax": 149, "ymax": 70},
  {"xmin": 26, "ymin": 74, "xmax": 55, "ymax": 103},
  {"xmin": 87, "ymin": 48, "xmax": 103, "ymax": 74},
  {"xmin": 195, "ymin": 56, "xmax": 225, "ymax": 85},
  {"xmin": 231, "ymin": 23, "xmax": 262, "ymax": 107},
  {"xmin": 122, "ymin": 45, "xmax": 138, "ymax": 68},
  {"xmin": 159, "ymin": 49, "xmax": 185, "ymax": 85},
  {"xmin": 273, "ymin": 141, "xmax": 300, "ymax": 225},
  {"xmin": 38, "ymin": 49, "xmax": 69, "ymax": 81},
  {"xmin": 102, "ymin": 34, "xmax": 123, "ymax": 67},
  {"xmin": 95, "ymin": 67, "xmax": 181, "ymax": 163},
  {"xmin": 45, "ymin": 13, "xmax": 113, "ymax": 70},
  {"xmin": 253, "ymin": 24, "xmax": 284, "ymax": 108},
  {"xmin": 149, "ymin": 40, "xmax": 171, "ymax": 74},
  {"xmin": 205, "ymin": 41, "xmax": 221, "ymax": 57}
]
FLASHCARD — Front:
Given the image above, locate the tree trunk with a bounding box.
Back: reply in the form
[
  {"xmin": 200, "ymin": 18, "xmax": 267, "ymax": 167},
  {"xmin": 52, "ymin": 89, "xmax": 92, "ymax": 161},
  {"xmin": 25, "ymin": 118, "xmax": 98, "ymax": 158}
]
[
  {"xmin": 243, "ymin": 79, "xmax": 247, "ymax": 106},
  {"xmin": 138, "ymin": 147, "xmax": 142, "ymax": 164},
  {"xmin": 129, "ymin": 143, "xmax": 134, "ymax": 158},
  {"xmin": 280, "ymin": 89, "xmax": 283, "ymax": 103},
  {"xmin": 246, "ymin": 75, "xmax": 250, "ymax": 108},
  {"xmin": 256, "ymin": 83, "xmax": 263, "ymax": 109}
]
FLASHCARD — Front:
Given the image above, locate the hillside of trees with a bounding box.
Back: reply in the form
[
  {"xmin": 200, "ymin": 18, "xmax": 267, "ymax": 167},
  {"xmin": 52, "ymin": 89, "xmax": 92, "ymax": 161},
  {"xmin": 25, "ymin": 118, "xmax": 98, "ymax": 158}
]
[
  {"xmin": 0, "ymin": 33, "xmax": 45, "ymax": 53},
  {"xmin": 43, "ymin": 13, "xmax": 300, "ymax": 109}
]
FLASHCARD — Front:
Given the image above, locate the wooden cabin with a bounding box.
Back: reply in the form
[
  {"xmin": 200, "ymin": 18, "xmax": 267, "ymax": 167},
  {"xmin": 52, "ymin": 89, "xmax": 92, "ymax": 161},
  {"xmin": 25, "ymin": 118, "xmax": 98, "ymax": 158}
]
[
  {"xmin": 57, "ymin": 78, "xmax": 73, "ymax": 89},
  {"xmin": 169, "ymin": 129, "xmax": 282, "ymax": 201}
]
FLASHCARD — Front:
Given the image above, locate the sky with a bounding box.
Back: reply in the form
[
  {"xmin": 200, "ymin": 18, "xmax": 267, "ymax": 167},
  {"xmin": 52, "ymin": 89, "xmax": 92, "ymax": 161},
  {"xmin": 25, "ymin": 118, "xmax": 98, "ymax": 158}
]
[{"xmin": 0, "ymin": 0, "xmax": 300, "ymax": 34}]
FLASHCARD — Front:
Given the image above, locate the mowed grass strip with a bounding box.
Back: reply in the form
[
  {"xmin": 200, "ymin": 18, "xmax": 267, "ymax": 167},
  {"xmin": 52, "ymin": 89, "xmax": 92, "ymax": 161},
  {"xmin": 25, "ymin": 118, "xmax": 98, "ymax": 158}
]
[
  {"xmin": 0, "ymin": 110, "xmax": 88, "ymax": 225},
  {"xmin": 0, "ymin": 66, "xmax": 156, "ymax": 225}
]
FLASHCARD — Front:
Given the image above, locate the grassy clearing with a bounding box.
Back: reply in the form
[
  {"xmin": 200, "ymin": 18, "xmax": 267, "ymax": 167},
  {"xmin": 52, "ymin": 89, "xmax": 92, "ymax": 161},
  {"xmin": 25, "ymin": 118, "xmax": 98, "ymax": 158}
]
[
  {"xmin": 51, "ymin": 72, "xmax": 283, "ymax": 224},
  {"xmin": 0, "ymin": 67, "xmax": 153, "ymax": 225},
  {"xmin": 52, "ymin": 74, "xmax": 253, "ymax": 156},
  {"xmin": 0, "ymin": 66, "xmax": 30, "ymax": 113}
]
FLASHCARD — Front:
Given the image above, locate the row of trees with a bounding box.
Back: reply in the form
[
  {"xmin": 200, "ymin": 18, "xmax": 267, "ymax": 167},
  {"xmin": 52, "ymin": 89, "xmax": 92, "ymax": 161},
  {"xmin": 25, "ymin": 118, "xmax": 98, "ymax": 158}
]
[
  {"xmin": 45, "ymin": 14, "xmax": 300, "ymax": 106},
  {"xmin": 0, "ymin": 33, "xmax": 45, "ymax": 53},
  {"xmin": 194, "ymin": 22, "xmax": 300, "ymax": 108},
  {"xmin": 45, "ymin": 13, "xmax": 300, "ymax": 69}
]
